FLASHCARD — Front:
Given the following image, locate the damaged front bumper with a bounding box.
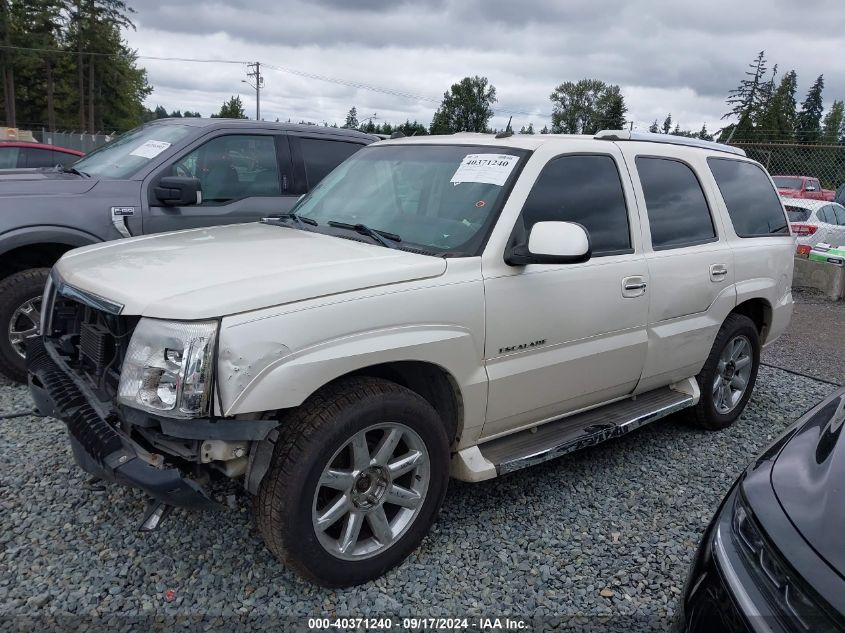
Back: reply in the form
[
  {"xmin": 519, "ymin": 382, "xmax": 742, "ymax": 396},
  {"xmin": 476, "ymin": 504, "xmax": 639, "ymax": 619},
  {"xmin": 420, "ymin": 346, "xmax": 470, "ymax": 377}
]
[{"xmin": 26, "ymin": 336, "xmax": 218, "ymax": 510}]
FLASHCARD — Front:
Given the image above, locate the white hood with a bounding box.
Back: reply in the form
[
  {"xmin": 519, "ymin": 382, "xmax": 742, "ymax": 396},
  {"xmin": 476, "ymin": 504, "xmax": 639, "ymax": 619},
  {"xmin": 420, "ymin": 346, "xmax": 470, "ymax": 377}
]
[{"xmin": 56, "ymin": 223, "xmax": 447, "ymax": 319}]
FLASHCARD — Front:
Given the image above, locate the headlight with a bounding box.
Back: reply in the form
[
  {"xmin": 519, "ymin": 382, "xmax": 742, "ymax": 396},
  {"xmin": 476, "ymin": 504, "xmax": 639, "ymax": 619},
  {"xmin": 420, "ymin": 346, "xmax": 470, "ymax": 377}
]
[
  {"xmin": 730, "ymin": 494, "xmax": 834, "ymax": 631},
  {"xmin": 118, "ymin": 318, "xmax": 218, "ymax": 418}
]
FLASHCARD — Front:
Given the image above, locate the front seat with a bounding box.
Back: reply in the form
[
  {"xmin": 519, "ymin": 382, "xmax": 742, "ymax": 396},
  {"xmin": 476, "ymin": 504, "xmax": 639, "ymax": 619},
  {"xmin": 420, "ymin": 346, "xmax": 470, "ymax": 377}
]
[{"xmin": 202, "ymin": 156, "xmax": 239, "ymax": 201}]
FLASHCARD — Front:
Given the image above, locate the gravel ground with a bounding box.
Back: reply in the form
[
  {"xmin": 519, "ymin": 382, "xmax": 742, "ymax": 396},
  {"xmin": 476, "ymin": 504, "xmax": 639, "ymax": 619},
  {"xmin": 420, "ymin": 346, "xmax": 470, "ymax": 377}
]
[
  {"xmin": 0, "ymin": 365, "xmax": 836, "ymax": 632},
  {"xmin": 763, "ymin": 287, "xmax": 845, "ymax": 385}
]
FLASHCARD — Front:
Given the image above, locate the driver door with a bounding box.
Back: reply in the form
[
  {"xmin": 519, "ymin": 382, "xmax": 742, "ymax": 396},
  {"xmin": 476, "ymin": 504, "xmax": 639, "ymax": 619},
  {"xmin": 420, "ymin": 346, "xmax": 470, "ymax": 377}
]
[{"xmin": 143, "ymin": 132, "xmax": 297, "ymax": 234}]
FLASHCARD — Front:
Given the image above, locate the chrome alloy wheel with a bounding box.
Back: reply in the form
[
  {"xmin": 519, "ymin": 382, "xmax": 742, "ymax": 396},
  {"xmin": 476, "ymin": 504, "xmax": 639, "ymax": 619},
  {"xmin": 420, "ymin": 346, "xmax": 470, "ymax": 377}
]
[
  {"xmin": 8, "ymin": 296, "xmax": 41, "ymax": 359},
  {"xmin": 311, "ymin": 423, "xmax": 431, "ymax": 561},
  {"xmin": 713, "ymin": 334, "xmax": 753, "ymax": 414}
]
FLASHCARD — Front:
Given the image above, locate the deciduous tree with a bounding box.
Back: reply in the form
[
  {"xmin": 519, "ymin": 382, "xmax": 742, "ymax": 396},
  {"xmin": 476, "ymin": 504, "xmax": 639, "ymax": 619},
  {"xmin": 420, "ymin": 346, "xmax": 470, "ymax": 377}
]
[{"xmin": 429, "ymin": 75, "xmax": 497, "ymax": 134}]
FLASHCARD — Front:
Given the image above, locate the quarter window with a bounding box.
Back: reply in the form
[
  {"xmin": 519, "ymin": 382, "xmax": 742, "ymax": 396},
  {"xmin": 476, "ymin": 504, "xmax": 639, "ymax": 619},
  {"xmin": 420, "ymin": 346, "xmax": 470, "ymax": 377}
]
[
  {"xmin": 833, "ymin": 204, "xmax": 845, "ymax": 226},
  {"xmin": 708, "ymin": 158, "xmax": 789, "ymax": 236},
  {"xmin": 299, "ymin": 138, "xmax": 364, "ymax": 188},
  {"xmin": 519, "ymin": 154, "xmax": 631, "ymax": 255},
  {"xmin": 171, "ymin": 135, "xmax": 280, "ymax": 205},
  {"xmin": 636, "ymin": 157, "xmax": 715, "ymax": 249}
]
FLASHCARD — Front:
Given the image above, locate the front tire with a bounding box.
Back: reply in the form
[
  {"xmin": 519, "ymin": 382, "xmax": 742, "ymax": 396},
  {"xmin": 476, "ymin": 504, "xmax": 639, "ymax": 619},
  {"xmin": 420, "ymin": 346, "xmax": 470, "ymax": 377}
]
[
  {"xmin": 688, "ymin": 313, "xmax": 760, "ymax": 430},
  {"xmin": 0, "ymin": 268, "xmax": 49, "ymax": 383},
  {"xmin": 254, "ymin": 377, "xmax": 450, "ymax": 587}
]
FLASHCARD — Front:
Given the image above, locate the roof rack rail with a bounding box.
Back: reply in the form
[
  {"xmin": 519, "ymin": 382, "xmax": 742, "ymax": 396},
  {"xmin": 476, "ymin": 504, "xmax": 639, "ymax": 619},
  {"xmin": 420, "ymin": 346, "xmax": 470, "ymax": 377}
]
[{"xmin": 594, "ymin": 130, "xmax": 746, "ymax": 157}]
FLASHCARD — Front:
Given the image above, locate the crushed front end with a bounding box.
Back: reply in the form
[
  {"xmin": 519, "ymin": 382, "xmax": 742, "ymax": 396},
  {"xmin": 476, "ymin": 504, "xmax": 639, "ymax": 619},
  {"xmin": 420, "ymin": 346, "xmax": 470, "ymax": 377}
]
[{"xmin": 26, "ymin": 273, "xmax": 225, "ymax": 510}]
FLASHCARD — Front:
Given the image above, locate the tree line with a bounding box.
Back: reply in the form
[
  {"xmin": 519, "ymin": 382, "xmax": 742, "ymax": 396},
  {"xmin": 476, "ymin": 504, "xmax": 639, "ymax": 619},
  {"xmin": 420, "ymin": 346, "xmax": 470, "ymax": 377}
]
[
  {"xmin": 0, "ymin": 0, "xmax": 150, "ymax": 132},
  {"xmin": 719, "ymin": 51, "xmax": 844, "ymax": 145}
]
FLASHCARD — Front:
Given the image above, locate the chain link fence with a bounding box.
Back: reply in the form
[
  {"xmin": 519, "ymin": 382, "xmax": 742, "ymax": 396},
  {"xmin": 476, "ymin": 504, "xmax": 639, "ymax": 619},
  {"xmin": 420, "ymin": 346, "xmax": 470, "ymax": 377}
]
[
  {"xmin": 730, "ymin": 141, "xmax": 845, "ymax": 195},
  {"xmin": 31, "ymin": 129, "xmax": 114, "ymax": 153}
]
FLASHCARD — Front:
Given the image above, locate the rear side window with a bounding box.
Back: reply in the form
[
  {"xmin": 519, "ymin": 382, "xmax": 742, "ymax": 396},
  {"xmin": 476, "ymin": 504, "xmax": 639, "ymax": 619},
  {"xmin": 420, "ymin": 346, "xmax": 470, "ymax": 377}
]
[
  {"xmin": 636, "ymin": 157, "xmax": 715, "ymax": 249},
  {"xmin": 519, "ymin": 154, "xmax": 631, "ymax": 255},
  {"xmin": 0, "ymin": 146, "xmax": 19, "ymax": 169},
  {"xmin": 817, "ymin": 206, "xmax": 834, "ymax": 224},
  {"xmin": 833, "ymin": 205, "xmax": 845, "ymax": 225},
  {"xmin": 785, "ymin": 206, "xmax": 811, "ymax": 222},
  {"xmin": 299, "ymin": 138, "xmax": 363, "ymax": 188},
  {"xmin": 708, "ymin": 158, "xmax": 789, "ymax": 236}
]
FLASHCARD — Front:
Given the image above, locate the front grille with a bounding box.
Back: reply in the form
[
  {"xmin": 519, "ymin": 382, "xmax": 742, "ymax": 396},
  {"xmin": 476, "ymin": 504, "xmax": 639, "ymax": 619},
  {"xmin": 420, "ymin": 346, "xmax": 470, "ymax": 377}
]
[{"xmin": 43, "ymin": 284, "xmax": 137, "ymax": 399}]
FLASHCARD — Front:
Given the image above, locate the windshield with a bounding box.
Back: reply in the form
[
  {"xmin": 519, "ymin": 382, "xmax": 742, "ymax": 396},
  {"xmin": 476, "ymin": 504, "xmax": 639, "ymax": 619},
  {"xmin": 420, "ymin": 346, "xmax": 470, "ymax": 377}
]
[
  {"xmin": 294, "ymin": 144, "xmax": 529, "ymax": 255},
  {"xmin": 73, "ymin": 123, "xmax": 193, "ymax": 179},
  {"xmin": 785, "ymin": 205, "xmax": 812, "ymax": 222},
  {"xmin": 773, "ymin": 176, "xmax": 802, "ymax": 190}
]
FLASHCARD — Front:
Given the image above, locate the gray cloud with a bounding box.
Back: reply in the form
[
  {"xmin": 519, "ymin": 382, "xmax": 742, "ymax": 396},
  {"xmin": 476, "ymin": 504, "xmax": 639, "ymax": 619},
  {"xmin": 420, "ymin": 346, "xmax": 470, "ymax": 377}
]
[{"xmin": 125, "ymin": 0, "xmax": 844, "ymax": 133}]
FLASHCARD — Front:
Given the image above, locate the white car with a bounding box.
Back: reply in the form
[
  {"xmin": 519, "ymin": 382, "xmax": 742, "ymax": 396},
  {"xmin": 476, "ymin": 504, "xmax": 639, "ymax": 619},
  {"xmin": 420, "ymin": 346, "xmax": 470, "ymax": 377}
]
[
  {"xmin": 27, "ymin": 130, "xmax": 794, "ymax": 587},
  {"xmin": 783, "ymin": 197, "xmax": 845, "ymax": 254}
]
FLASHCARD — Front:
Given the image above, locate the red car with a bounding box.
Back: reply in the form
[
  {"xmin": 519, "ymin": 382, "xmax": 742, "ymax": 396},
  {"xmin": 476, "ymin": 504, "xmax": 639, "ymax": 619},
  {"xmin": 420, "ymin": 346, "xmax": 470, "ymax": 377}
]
[
  {"xmin": 772, "ymin": 175, "xmax": 836, "ymax": 201},
  {"xmin": 0, "ymin": 142, "xmax": 84, "ymax": 170}
]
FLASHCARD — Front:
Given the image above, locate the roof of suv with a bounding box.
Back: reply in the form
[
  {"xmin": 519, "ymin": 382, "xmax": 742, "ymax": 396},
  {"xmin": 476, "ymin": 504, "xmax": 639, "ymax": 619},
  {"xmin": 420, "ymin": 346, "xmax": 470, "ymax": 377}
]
[
  {"xmin": 149, "ymin": 117, "xmax": 378, "ymax": 141},
  {"xmin": 378, "ymin": 130, "xmax": 746, "ymax": 157}
]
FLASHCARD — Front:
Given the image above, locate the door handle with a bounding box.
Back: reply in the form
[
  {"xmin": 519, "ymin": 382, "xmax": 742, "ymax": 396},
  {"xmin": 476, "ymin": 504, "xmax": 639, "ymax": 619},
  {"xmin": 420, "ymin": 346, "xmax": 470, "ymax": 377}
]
[
  {"xmin": 710, "ymin": 264, "xmax": 728, "ymax": 282},
  {"xmin": 622, "ymin": 276, "xmax": 647, "ymax": 298}
]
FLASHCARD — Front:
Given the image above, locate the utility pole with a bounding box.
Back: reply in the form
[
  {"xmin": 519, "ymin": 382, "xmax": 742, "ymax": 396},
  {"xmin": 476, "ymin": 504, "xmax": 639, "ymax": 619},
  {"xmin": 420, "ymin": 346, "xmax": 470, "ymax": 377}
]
[{"xmin": 244, "ymin": 62, "xmax": 264, "ymax": 120}]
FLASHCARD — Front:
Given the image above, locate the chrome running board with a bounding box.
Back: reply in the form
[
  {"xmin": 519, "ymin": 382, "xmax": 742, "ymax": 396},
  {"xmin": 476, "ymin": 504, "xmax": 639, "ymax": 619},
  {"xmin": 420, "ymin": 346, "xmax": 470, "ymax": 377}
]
[{"xmin": 478, "ymin": 387, "xmax": 695, "ymax": 475}]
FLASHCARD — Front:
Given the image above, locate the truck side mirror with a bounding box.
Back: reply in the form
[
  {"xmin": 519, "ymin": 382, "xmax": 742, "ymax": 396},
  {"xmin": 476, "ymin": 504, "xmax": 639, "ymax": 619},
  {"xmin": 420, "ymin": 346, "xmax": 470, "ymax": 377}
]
[
  {"xmin": 154, "ymin": 176, "xmax": 202, "ymax": 206},
  {"xmin": 505, "ymin": 221, "xmax": 592, "ymax": 266},
  {"xmin": 805, "ymin": 185, "xmax": 817, "ymax": 192}
]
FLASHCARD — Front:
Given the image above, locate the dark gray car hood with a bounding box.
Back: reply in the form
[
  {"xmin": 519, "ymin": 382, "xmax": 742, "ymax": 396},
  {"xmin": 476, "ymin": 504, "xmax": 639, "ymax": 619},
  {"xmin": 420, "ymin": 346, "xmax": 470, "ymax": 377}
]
[
  {"xmin": 0, "ymin": 169, "xmax": 98, "ymax": 195},
  {"xmin": 771, "ymin": 390, "xmax": 845, "ymax": 577}
]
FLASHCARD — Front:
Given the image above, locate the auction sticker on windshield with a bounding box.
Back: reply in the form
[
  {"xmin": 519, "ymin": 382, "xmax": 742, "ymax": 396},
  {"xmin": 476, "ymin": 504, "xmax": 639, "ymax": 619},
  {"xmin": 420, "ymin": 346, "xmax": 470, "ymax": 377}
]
[
  {"xmin": 129, "ymin": 140, "xmax": 172, "ymax": 159},
  {"xmin": 451, "ymin": 154, "xmax": 519, "ymax": 186}
]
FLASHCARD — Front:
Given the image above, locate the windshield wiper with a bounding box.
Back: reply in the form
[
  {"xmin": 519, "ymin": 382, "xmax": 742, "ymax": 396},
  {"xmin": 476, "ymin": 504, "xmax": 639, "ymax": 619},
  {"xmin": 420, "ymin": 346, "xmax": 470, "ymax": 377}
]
[
  {"xmin": 59, "ymin": 165, "xmax": 89, "ymax": 178},
  {"xmin": 261, "ymin": 211, "xmax": 318, "ymax": 229},
  {"xmin": 328, "ymin": 221, "xmax": 401, "ymax": 249}
]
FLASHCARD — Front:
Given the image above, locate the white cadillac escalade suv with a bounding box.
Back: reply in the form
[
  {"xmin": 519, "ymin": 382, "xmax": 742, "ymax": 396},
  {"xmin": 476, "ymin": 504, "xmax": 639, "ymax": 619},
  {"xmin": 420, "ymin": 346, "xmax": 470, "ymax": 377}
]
[{"xmin": 27, "ymin": 130, "xmax": 794, "ymax": 587}]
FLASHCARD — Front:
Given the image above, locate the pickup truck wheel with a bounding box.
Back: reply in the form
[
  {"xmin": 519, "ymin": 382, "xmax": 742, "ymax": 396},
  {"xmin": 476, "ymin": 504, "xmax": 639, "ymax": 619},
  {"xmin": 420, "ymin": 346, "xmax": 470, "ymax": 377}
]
[
  {"xmin": 254, "ymin": 376, "xmax": 450, "ymax": 587},
  {"xmin": 688, "ymin": 313, "xmax": 760, "ymax": 431},
  {"xmin": 0, "ymin": 268, "xmax": 49, "ymax": 383}
]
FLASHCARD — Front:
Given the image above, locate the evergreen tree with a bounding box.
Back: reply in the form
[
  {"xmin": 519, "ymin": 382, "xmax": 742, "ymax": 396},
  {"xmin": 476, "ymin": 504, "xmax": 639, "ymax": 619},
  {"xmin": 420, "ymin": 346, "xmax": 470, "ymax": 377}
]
[
  {"xmin": 822, "ymin": 100, "xmax": 844, "ymax": 145},
  {"xmin": 216, "ymin": 95, "xmax": 246, "ymax": 119},
  {"xmin": 429, "ymin": 75, "xmax": 497, "ymax": 134},
  {"xmin": 344, "ymin": 106, "xmax": 358, "ymax": 129},
  {"xmin": 662, "ymin": 114, "xmax": 672, "ymax": 134},
  {"xmin": 697, "ymin": 124, "xmax": 713, "ymax": 141},
  {"xmin": 722, "ymin": 51, "xmax": 768, "ymax": 142},
  {"xmin": 756, "ymin": 70, "xmax": 798, "ymax": 141},
  {"xmin": 539, "ymin": 124, "xmax": 549, "ymax": 134},
  {"xmin": 648, "ymin": 119, "xmax": 660, "ymax": 133},
  {"xmin": 153, "ymin": 104, "xmax": 167, "ymax": 118},
  {"xmin": 796, "ymin": 75, "xmax": 824, "ymax": 143}
]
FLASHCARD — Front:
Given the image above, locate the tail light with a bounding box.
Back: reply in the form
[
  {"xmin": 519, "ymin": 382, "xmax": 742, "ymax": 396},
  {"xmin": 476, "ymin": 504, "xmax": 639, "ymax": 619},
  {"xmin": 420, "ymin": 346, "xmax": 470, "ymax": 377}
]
[
  {"xmin": 791, "ymin": 224, "xmax": 817, "ymax": 236},
  {"xmin": 796, "ymin": 244, "xmax": 812, "ymax": 257}
]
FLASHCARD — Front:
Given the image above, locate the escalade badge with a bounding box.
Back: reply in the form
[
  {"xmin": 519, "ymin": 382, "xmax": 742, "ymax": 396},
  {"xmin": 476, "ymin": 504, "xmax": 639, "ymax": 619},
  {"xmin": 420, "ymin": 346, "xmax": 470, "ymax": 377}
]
[{"xmin": 499, "ymin": 339, "xmax": 546, "ymax": 354}]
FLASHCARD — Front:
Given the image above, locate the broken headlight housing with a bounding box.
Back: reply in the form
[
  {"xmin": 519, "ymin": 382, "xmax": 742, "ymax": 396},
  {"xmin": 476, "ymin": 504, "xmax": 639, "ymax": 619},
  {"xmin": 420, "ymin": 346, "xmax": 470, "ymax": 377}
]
[{"xmin": 117, "ymin": 318, "xmax": 218, "ymax": 418}]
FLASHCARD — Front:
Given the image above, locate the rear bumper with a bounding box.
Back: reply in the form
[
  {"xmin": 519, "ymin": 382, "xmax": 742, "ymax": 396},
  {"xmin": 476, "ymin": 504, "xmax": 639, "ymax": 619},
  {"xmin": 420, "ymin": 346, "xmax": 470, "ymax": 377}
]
[{"xmin": 26, "ymin": 336, "xmax": 217, "ymax": 510}]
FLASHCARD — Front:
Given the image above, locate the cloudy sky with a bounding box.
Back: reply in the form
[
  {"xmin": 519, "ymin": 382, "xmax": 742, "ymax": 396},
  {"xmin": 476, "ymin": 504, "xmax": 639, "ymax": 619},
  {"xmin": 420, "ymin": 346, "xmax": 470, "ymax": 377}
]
[{"xmin": 124, "ymin": 0, "xmax": 845, "ymax": 135}]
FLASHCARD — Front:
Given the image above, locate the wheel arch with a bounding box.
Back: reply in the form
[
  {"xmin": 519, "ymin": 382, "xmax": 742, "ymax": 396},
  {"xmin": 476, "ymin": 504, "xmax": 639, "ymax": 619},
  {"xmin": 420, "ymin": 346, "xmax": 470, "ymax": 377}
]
[
  {"xmin": 0, "ymin": 226, "xmax": 100, "ymax": 281},
  {"xmin": 731, "ymin": 297, "xmax": 772, "ymax": 343}
]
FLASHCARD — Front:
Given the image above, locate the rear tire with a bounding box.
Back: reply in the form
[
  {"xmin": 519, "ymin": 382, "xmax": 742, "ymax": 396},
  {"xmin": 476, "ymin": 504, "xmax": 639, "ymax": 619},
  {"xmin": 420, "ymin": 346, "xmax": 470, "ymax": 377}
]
[
  {"xmin": 0, "ymin": 268, "xmax": 49, "ymax": 383},
  {"xmin": 688, "ymin": 313, "xmax": 760, "ymax": 430},
  {"xmin": 254, "ymin": 376, "xmax": 450, "ymax": 587}
]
